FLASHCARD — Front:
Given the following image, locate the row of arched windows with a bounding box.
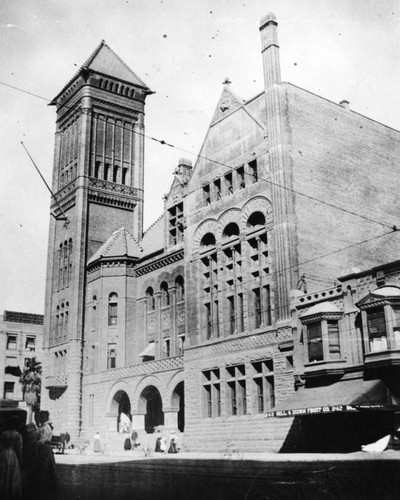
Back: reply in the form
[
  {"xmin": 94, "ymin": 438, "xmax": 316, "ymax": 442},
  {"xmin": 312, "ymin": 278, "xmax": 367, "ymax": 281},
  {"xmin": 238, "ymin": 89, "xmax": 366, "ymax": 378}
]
[
  {"xmin": 198, "ymin": 211, "xmax": 271, "ymax": 339},
  {"xmin": 145, "ymin": 276, "xmax": 184, "ymax": 311},
  {"xmin": 98, "ymin": 78, "xmax": 136, "ymax": 98},
  {"xmin": 56, "ymin": 239, "xmax": 73, "ymax": 290}
]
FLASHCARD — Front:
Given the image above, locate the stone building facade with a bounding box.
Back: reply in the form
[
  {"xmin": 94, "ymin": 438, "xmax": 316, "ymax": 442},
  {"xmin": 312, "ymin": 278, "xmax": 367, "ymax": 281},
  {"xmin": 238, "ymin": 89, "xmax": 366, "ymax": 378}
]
[
  {"xmin": 41, "ymin": 13, "xmax": 400, "ymax": 451},
  {"xmin": 0, "ymin": 310, "xmax": 43, "ymax": 402}
]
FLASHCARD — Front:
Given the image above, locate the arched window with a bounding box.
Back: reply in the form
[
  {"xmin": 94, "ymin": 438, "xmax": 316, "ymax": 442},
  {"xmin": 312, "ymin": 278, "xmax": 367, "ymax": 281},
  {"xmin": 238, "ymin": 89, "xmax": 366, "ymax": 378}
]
[
  {"xmin": 120, "ymin": 85, "xmax": 125, "ymax": 95},
  {"xmin": 200, "ymin": 233, "xmax": 216, "ymax": 250},
  {"xmin": 130, "ymin": 88, "xmax": 135, "ymax": 98},
  {"xmin": 160, "ymin": 282, "xmax": 170, "ymax": 307},
  {"xmin": 222, "ymin": 222, "xmax": 240, "ymax": 241},
  {"xmin": 146, "ymin": 287, "xmax": 155, "ymax": 311},
  {"xmin": 175, "ymin": 276, "xmax": 184, "ymax": 302},
  {"xmin": 247, "ymin": 211, "xmax": 266, "ymax": 231},
  {"xmin": 108, "ymin": 293, "xmax": 118, "ymax": 326}
]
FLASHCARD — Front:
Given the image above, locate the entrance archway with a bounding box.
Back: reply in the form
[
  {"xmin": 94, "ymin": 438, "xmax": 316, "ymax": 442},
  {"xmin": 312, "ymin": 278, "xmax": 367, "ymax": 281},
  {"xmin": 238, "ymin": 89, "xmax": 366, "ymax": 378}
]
[
  {"xmin": 140, "ymin": 386, "xmax": 164, "ymax": 433},
  {"xmin": 111, "ymin": 390, "xmax": 131, "ymax": 433},
  {"xmin": 172, "ymin": 381, "xmax": 185, "ymax": 432}
]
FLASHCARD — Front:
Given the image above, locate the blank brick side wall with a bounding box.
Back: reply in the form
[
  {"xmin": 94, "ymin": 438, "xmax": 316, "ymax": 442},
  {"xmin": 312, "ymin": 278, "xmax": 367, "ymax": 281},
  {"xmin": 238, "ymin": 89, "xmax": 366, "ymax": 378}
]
[{"xmin": 288, "ymin": 85, "xmax": 400, "ymax": 285}]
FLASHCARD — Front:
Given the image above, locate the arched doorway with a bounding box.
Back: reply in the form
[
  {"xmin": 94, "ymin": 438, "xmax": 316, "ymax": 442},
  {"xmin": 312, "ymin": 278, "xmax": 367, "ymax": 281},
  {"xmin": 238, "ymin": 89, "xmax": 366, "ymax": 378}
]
[
  {"xmin": 140, "ymin": 386, "xmax": 164, "ymax": 433},
  {"xmin": 111, "ymin": 390, "xmax": 131, "ymax": 433},
  {"xmin": 172, "ymin": 381, "xmax": 185, "ymax": 432}
]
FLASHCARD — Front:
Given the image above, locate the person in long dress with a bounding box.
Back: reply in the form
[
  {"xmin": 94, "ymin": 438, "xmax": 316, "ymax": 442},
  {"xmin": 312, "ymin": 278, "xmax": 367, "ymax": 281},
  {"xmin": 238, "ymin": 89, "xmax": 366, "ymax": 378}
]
[
  {"xmin": 154, "ymin": 430, "xmax": 165, "ymax": 453},
  {"xmin": 168, "ymin": 431, "xmax": 179, "ymax": 454},
  {"xmin": 36, "ymin": 411, "xmax": 59, "ymax": 499},
  {"xmin": 0, "ymin": 430, "xmax": 23, "ymax": 500}
]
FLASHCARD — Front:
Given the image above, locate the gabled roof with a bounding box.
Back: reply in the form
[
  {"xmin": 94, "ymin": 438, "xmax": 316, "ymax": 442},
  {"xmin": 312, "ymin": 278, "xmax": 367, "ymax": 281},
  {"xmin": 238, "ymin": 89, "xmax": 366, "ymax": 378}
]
[
  {"xmin": 88, "ymin": 228, "xmax": 143, "ymax": 265},
  {"xmin": 356, "ymin": 284, "xmax": 400, "ymax": 308},
  {"xmin": 83, "ymin": 41, "xmax": 150, "ymax": 88},
  {"xmin": 210, "ymin": 83, "xmax": 245, "ymax": 125}
]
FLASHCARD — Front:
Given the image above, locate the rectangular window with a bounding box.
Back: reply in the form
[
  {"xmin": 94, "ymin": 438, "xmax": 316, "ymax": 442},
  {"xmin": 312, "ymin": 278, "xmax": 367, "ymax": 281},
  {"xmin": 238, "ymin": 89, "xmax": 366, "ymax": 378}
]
[
  {"xmin": 205, "ymin": 302, "xmax": 211, "ymax": 339},
  {"xmin": 107, "ymin": 344, "xmax": 116, "ymax": 369},
  {"xmin": 249, "ymin": 159, "xmax": 258, "ymax": 183},
  {"xmin": 367, "ymin": 308, "xmax": 387, "ymax": 352},
  {"xmin": 25, "ymin": 337, "xmax": 36, "ymax": 352},
  {"xmin": 6, "ymin": 356, "xmax": 17, "ymax": 367},
  {"xmin": 203, "ymin": 184, "xmax": 211, "ymax": 206},
  {"xmin": 253, "ymin": 288, "xmax": 261, "ymax": 329},
  {"xmin": 202, "ymin": 369, "xmax": 221, "ymax": 418},
  {"xmin": 264, "ymin": 285, "xmax": 272, "ymax": 326},
  {"xmin": 213, "ymin": 179, "xmax": 221, "ymax": 201},
  {"xmin": 237, "ymin": 293, "xmax": 244, "ymax": 333},
  {"xmin": 4, "ymin": 382, "xmax": 15, "ymax": 399},
  {"xmin": 225, "ymin": 172, "xmax": 233, "ymax": 195},
  {"xmin": 328, "ymin": 321, "xmax": 341, "ymax": 359},
  {"xmin": 226, "ymin": 365, "xmax": 246, "ymax": 416},
  {"xmin": 178, "ymin": 335, "xmax": 185, "ymax": 355},
  {"xmin": 237, "ymin": 166, "xmax": 245, "ymax": 189},
  {"xmin": 252, "ymin": 360, "xmax": 275, "ymax": 413},
  {"xmin": 308, "ymin": 323, "xmax": 323, "ymax": 362},
  {"xmin": 6, "ymin": 335, "xmax": 17, "ymax": 350},
  {"xmin": 163, "ymin": 338, "xmax": 170, "ymax": 358},
  {"xmin": 228, "ymin": 296, "xmax": 235, "ymax": 335}
]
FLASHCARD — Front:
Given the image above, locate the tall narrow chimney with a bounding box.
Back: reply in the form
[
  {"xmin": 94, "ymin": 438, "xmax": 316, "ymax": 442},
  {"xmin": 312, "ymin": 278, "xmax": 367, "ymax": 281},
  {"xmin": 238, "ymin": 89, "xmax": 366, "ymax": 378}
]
[{"xmin": 260, "ymin": 12, "xmax": 281, "ymax": 88}]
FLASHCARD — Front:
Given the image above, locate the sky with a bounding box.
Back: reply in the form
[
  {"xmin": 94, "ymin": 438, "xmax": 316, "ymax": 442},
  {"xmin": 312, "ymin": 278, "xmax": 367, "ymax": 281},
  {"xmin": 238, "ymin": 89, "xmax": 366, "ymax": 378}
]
[{"xmin": 0, "ymin": 0, "xmax": 399, "ymax": 314}]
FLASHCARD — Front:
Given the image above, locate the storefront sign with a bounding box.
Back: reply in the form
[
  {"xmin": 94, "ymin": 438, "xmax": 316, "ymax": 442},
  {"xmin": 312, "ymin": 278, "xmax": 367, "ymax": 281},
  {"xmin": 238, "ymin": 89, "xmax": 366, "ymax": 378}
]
[{"xmin": 265, "ymin": 405, "xmax": 361, "ymax": 418}]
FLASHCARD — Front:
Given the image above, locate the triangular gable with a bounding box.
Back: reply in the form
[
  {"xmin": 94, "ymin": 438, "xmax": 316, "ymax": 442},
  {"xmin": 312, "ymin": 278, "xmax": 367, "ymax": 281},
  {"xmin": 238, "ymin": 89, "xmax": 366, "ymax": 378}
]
[
  {"xmin": 84, "ymin": 41, "xmax": 150, "ymax": 89},
  {"xmin": 210, "ymin": 85, "xmax": 245, "ymax": 125}
]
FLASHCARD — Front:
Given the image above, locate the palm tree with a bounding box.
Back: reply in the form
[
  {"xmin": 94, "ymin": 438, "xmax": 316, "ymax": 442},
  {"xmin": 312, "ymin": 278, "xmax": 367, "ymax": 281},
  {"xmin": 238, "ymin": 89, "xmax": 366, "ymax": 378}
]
[{"xmin": 19, "ymin": 357, "xmax": 42, "ymax": 424}]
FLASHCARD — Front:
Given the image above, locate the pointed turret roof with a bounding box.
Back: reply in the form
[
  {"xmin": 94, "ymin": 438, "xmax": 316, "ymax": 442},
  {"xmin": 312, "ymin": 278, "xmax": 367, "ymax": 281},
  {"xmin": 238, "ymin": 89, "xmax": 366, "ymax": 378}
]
[
  {"xmin": 210, "ymin": 79, "xmax": 245, "ymax": 125},
  {"xmin": 88, "ymin": 227, "xmax": 143, "ymax": 265},
  {"xmin": 51, "ymin": 40, "xmax": 152, "ymax": 104},
  {"xmin": 82, "ymin": 40, "xmax": 150, "ymax": 88}
]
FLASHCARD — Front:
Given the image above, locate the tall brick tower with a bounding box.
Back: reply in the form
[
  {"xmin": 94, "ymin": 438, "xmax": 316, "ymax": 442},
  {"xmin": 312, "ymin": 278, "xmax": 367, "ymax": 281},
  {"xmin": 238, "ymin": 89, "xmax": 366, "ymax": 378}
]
[{"xmin": 41, "ymin": 42, "xmax": 152, "ymax": 437}]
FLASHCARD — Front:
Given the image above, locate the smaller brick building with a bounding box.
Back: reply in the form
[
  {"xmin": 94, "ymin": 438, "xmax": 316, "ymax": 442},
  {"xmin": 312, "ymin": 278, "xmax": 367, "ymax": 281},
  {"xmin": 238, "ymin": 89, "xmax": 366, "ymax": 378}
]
[{"xmin": 0, "ymin": 310, "xmax": 43, "ymax": 402}]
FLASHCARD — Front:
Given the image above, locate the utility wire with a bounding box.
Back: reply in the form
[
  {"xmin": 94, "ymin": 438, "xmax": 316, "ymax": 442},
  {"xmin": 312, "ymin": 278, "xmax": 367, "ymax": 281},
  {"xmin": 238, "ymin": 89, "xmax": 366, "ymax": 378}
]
[{"xmin": 1, "ymin": 79, "xmax": 397, "ymax": 231}]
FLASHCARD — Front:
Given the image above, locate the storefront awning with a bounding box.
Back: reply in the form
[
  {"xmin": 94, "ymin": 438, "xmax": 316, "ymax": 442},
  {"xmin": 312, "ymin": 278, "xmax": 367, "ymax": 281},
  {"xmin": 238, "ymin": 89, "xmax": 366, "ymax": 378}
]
[
  {"xmin": 138, "ymin": 342, "xmax": 155, "ymax": 358},
  {"xmin": 266, "ymin": 379, "xmax": 400, "ymax": 418}
]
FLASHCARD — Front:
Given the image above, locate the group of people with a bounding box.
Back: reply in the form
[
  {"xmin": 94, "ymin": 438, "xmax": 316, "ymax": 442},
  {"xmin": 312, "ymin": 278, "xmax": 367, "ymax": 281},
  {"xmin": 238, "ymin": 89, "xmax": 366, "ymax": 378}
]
[
  {"xmin": 155, "ymin": 430, "xmax": 179, "ymax": 454},
  {"xmin": 0, "ymin": 411, "xmax": 59, "ymax": 500}
]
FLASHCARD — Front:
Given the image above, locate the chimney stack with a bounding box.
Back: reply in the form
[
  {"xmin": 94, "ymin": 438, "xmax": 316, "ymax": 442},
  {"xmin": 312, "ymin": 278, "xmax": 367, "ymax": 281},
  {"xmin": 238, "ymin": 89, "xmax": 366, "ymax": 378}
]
[{"xmin": 259, "ymin": 12, "xmax": 281, "ymax": 88}]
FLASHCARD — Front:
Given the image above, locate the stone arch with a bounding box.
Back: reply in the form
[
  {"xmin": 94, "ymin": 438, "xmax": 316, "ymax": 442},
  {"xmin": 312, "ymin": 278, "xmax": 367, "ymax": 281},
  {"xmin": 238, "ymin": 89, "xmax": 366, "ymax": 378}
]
[
  {"xmin": 165, "ymin": 372, "xmax": 185, "ymax": 432},
  {"xmin": 106, "ymin": 381, "xmax": 132, "ymax": 433},
  {"xmin": 240, "ymin": 196, "xmax": 273, "ymax": 232},
  {"xmin": 140, "ymin": 278, "xmax": 157, "ymax": 298},
  {"xmin": 133, "ymin": 376, "xmax": 166, "ymax": 433},
  {"xmin": 192, "ymin": 219, "xmax": 218, "ymax": 252},
  {"xmin": 217, "ymin": 208, "xmax": 241, "ymax": 240},
  {"xmin": 132, "ymin": 375, "xmax": 165, "ymax": 411}
]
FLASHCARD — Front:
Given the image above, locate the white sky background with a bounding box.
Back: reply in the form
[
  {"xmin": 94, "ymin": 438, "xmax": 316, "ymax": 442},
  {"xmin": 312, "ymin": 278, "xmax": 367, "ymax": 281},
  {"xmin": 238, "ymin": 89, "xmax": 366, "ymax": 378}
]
[{"xmin": 0, "ymin": 0, "xmax": 399, "ymax": 313}]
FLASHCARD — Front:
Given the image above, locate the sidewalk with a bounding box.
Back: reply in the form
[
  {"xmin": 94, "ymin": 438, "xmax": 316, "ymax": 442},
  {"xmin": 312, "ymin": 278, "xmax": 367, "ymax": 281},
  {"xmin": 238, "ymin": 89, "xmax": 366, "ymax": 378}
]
[{"xmin": 55, "ymin": 447, "xmax": 400, "ymax": 465}]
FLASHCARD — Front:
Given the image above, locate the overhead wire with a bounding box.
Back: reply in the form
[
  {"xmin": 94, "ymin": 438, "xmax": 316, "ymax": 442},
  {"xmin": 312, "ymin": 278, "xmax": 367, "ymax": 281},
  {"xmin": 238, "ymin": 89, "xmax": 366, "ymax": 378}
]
[{"xmin": 0, "ymin": 79, "xmax": 397, "ymax": 231}]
